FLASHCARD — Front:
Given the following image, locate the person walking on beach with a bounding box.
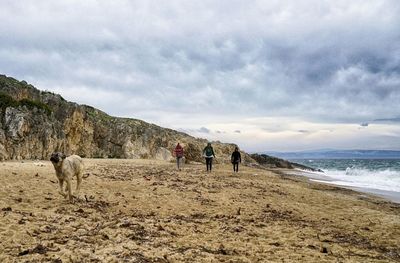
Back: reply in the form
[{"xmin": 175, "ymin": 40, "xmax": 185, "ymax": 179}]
[
  {"xmin": 231, "ymin": 146, "xmax": 241, "ymax": 173},
  {"xmin": 203, "ymin": 142, "xmax": 215, "ymax": 172},
  {"xmin": 173, "ymin": 143, "xmax": 184, "ymax": 170}
]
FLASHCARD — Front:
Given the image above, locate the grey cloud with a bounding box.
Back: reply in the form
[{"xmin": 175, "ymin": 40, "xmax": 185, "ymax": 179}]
[
  {"xmin": 0, "ymin": 0, "xmax": 399, "ymax": 131},
  {"xmin": 374, "ymin": 117, "xmax": 400, "ymax": 122},
  {"xmin": 298, "ymin": 130, "xmax": 309, "ymax": 133},
  {"xmin": 197, "ymin": 127, "xmax": 210, "ymax": 133}
]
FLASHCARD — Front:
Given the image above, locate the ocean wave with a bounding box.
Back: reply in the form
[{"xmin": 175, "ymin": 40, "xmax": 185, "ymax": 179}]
[{"xmin": 320, "ymin": 168, "xmax": 400, "ymax": 192}]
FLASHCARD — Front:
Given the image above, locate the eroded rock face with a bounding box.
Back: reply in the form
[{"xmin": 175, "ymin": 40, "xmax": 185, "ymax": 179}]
[
  {"xmin": 5, "ymin": 107, "xmax": 27, "ymax": 140},
  {"xmin": 0, "ymin": 143, "xmax": 8, "ymax": 160},
  {"xmin": 0, "ymin": 75, "xmax": 256, "ymax": 163},
  {"xmin": 122, "ymin": 139, "xmax": 151, "ymax": 159},
  {"xmin": 155, "ymin": 147, "xmax": 173, "ymax": 161}
]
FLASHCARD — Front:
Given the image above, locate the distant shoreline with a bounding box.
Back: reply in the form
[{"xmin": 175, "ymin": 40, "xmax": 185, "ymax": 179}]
[
  {"xmin": 288, "ymin": 158, "xmax": 400, "ymax": 160},
  {"xmin": 264, "ymin": 150, "xmax": 400, "ymax": 160}
]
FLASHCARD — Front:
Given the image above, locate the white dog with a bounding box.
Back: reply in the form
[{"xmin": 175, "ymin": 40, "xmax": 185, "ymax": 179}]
[{"xmin": 50, "ymin": 152, "xmax": 84, "ymax": 201}]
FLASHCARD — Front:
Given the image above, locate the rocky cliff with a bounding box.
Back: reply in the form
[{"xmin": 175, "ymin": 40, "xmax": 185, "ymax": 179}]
[{"xmin": 0, "ymin": 74, "xmax": 255, "ymax": 163}]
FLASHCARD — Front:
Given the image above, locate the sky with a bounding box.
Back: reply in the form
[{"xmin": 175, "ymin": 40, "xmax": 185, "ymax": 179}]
[{"xmin": 0, "ymin": 0, "xmax": 399, "ymax": 152}]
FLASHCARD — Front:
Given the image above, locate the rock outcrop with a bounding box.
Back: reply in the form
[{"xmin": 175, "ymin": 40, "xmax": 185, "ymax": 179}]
[
  {"xmin": 250, "ymin": 153, "xmax": 323, "ymax": 172},
  {"xmin": 0, "ymin": 75, "xmax": 254, "ymax": 163}
]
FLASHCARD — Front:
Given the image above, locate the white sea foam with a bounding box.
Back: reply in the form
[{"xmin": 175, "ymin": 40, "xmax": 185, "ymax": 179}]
[{"xmin": 312, "ymin": 168, "xmax": 400, "ymax": 192}]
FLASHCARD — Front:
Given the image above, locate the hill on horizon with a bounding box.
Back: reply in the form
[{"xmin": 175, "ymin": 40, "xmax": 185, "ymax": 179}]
[{"xmin": 263, "ymin": 149, "xmax": 400, "ymax": 159}]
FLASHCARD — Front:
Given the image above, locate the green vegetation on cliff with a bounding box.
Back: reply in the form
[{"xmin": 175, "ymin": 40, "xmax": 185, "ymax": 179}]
[{"xmin": 0, "ymin": 92, "xmax": 52, "ymax": 115}]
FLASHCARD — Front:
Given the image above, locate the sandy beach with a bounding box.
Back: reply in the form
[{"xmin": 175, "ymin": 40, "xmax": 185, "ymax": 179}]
[{"xmin": 0, "ymin": 159, "xmax": 399, "ymax": 262}]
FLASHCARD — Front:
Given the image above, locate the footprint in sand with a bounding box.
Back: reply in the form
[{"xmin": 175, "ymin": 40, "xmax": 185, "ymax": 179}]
[
  {"xmin": 4, "ymin": 229, "xmax": 15, "ymax": 237},
  {"xmin": 0, "ymin": 225, "xmax": 7, "ymax": 233}
]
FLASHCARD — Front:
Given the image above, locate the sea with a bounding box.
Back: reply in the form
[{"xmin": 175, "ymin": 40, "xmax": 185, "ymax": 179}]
[{"xmin": 290, "ymin": 159, "xmax": 400, "ymax": 203}]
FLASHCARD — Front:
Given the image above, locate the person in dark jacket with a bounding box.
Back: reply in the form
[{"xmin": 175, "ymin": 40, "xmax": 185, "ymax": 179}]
[
  {"xmin": 203, "ymin": 142, "xmax": 215, "ymax": 172},
  {"xmin": 173, "ymin": 143, "xmax": 184, "ymax": 170},
  {"xmin": 231, "ymin": 146, "xmax": 241, "ymax": 172}
]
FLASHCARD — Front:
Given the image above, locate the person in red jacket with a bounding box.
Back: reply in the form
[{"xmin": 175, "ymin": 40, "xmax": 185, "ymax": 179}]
[{"xmin": 173, "ymin": 143, "xmax": 184, "ymax": 170}]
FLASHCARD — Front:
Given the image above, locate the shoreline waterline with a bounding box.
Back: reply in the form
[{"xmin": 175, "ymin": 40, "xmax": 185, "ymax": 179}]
[
  {"xmin": 287, "ymin": 158, "xmax": 400, "ymax": 204},
  {"xmin": 287, "ymin": 168, "xmax": 400, "ymax": 204},
  {"xmin": 310, "ymin": 179, "xmax": 400, "ymax": 204}
]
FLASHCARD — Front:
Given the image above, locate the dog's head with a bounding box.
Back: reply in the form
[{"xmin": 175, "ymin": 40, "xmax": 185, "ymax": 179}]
[{"xmin": 50, "ymin": 152, "xmax": 66, "ymax": 164}]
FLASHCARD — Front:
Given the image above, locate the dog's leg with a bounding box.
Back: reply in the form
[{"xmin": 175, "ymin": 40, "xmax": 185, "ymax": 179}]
[
  {"xmin": 76, "ymin": 172, "xmax": 82, "ymax": 195},
  {"xmin": 66, "ymin": 179, "xmax": 73, "ymax": 202},
  {"xmin": 58, "ymin": 179, "xmax": 67, "ymax": 197}
]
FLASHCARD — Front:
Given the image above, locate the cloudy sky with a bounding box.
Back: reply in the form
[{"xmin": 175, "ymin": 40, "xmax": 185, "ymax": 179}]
[{"xmin": 1, "ymin": 0, "xmax": 399, "ymax": 152}]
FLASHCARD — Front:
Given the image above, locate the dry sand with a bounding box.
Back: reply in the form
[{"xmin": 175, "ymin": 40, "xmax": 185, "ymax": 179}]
[{"xmin": 0, "ymin": 158, "xmax": 399, "ymax": 262}]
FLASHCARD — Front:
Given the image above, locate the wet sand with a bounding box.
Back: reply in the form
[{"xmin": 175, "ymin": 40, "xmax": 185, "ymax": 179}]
[{"xmin": 0, "ymin": 159, "xmax": 399, "ymax": 262}]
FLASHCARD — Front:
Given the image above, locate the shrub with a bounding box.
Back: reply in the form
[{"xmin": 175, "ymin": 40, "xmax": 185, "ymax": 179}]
[
  {"xmin": 0, "ymin": 92, "xmax": 52, "ymax": 115},
  {"xmin": 20, "ymin": 99, "xmax": 52, "ymax": 115},
  {"xmin": 0, "ymin": 93, "xmax": 19, "ymax": 109}
]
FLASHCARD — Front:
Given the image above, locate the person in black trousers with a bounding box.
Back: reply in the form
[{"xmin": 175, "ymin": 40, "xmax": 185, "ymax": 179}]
[
  {"xmin": 231, "ymin": 147, "xmax": 241, "ymax": 172},
  {"xmin": 203, "ymin": 142, "xmax": 216, "ymax": 172}
]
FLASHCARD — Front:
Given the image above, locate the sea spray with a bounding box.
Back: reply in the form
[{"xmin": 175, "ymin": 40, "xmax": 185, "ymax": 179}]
[{"xmin": 292, "ymin": 159, "xmax": 400, "ymax": 193}]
